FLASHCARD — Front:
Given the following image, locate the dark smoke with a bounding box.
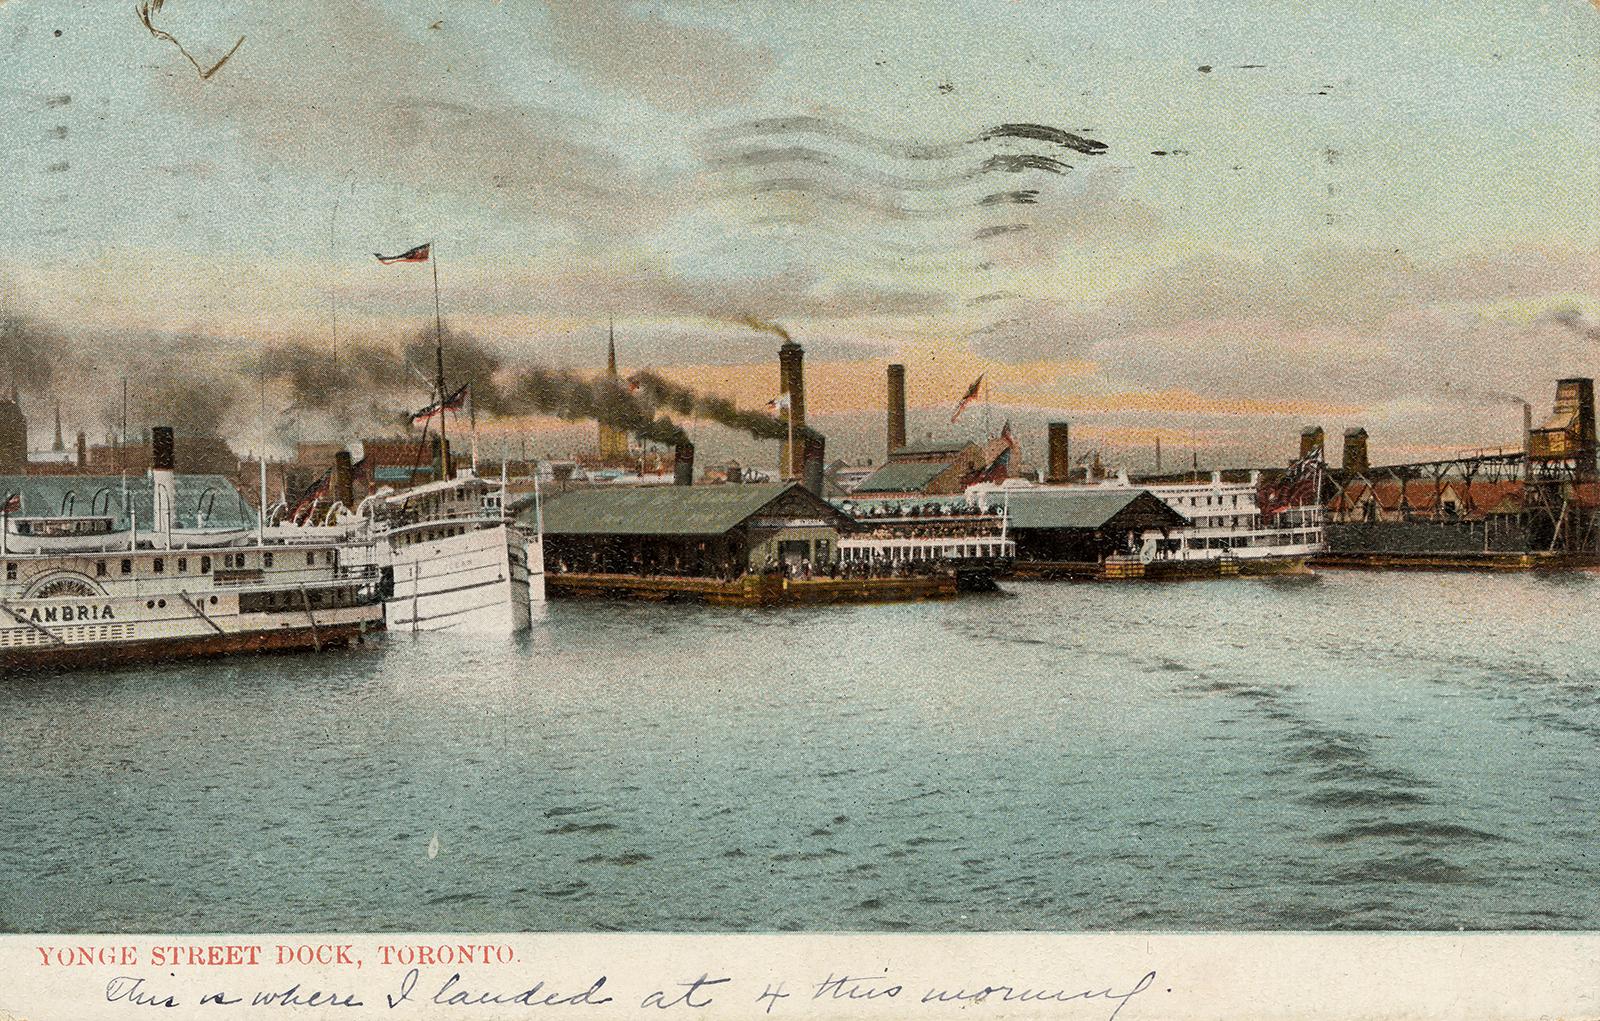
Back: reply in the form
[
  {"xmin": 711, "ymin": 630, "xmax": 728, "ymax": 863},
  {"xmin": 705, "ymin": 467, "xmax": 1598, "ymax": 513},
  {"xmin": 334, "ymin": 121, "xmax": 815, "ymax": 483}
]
[
  {"xmin": 733, "ymin": 314, "xmax": 791, "ymax": 342},
  {"xmin": 0, "ymin": 311, "xmax": 60, "ymax": 394},
  {"xmin": 627, "ymin": 369, "xmax": 816, "ymax": 442},
  {"xmin": 1540, "ymin": 307, "xmax": 1600, "ymax": 344},
  {"xmin": 502, "ymin": 367, "xmax": 686, "ymax": 445},
  {"xmin": 105, "ymin": 357, "xmax": 242, "ymax": 441}
]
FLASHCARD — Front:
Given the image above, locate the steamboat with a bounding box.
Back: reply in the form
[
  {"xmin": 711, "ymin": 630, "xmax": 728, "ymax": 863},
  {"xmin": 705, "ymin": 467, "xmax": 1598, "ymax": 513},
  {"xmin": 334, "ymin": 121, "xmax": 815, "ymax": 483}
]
[
  {"xmin": 967, "ymin": 460, "xmax": 1326, "ymax": 575},
  {"xmin": 0, "ymin": 428, "xmax": 383, "ymax": 672},
  {"xmin": 356, "ymin": 468, "xmax": 544, "ymax": 633}
]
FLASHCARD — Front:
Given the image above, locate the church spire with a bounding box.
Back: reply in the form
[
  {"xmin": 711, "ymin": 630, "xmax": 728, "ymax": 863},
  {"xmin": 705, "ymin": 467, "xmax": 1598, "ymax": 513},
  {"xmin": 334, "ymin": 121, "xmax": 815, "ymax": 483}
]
[
  {"xmin": 53, "ymin": 402, "xmax": 64, "ymax": 451},
  {"xmin": 606, "ymin": 316, "xmax": 617, "ymax": 377}
]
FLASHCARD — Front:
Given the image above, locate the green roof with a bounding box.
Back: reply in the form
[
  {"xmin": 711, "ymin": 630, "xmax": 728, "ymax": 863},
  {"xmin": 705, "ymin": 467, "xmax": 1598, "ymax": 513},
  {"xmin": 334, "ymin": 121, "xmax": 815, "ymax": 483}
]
[
  {"xmin": 0, "ymin": 474, "xmax": 256, "ymax": 530},
  {"xmin": 532, "ymin": 482, "xmax": 843, "ymax": 536},
  {"xmin": 852, "ymin": 460, "xmax": 952, "ymax": 494},
  {"xmin": 999, "ymin": 489, "xmax": 1189, "ymax": 530},
  {"xmin": 892, "ymin": 439, "xmax": 971, "ymax": 456}
]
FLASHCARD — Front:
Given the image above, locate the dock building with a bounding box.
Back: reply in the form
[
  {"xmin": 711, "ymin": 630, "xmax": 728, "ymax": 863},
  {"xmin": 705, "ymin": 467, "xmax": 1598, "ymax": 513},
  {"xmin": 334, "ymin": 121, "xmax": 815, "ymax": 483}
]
[{"xmin": 534, "ymin": 481, "xmax": 852, "ymax": 578}]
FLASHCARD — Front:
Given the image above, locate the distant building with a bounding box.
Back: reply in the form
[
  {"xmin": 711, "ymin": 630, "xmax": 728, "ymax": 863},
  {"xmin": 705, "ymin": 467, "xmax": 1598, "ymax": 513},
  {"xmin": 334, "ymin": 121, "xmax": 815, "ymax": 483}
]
[
  {"xmin": 532, "ymin": 481, "xmax": 853, "ymax": 578},
  {"xmin": 851, "ymin": 437, "xmax": 1014, "ymax": 498},
  {"xmin": 0, "ymin": 387, "xmax": 27, "ymax": 474}
]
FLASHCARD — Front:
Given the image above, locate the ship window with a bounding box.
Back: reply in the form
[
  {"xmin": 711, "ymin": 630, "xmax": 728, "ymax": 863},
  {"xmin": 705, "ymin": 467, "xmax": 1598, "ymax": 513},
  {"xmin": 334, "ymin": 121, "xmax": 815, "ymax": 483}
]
[
  {"xmin": 200, "ymin": 556, "xmax": 211, "ymax": 573},
  {"xmin": 325, "ymin": 551, "xmax": 334, "ymax": 564},
  {"xmin": 177, "ymin": 557, "xmax": 187, "ymax": 573},
  {"xmin": 121, "ymin": 558, "xmax": 132, "ymax": 575},
  {"xmin": 262, "ymin": 552, "xmax": 274, "ymax": 568},
  {"xmin": 153, "ymin": 558, "xmax": 164, "ymax": 574},
  {"xmin": 3, "ymin": 563, "xmax": 13, "ymax": 581},
  {"xmin": 95, "ymin": 560, "xmax": 107, "ymax": 577},
  {"xmin": 306, "ymin": 551, "xmax": 316, "ymax": 566}
]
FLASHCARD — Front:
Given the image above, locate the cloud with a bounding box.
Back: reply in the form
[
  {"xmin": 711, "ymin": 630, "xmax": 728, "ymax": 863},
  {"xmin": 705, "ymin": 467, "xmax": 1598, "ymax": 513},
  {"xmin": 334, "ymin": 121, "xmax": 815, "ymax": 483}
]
[
  {"xmin": 543, "ymin": 1, "xmax": 776, "ymax": 112},
  {"xmin": 159, "ymin": 6, "xmax": 677, "ymax": 241}
]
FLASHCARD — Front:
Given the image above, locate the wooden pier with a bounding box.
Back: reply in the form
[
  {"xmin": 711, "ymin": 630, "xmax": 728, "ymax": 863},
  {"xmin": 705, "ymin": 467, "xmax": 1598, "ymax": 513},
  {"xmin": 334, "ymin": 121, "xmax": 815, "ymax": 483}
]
[
  {"xmin": 547, "ymin": 572, "xmax": 960, "ymax": 606},
  {"xmin": 1314, "ymin": 551, "xmax": 1600, "ymax": 572}
]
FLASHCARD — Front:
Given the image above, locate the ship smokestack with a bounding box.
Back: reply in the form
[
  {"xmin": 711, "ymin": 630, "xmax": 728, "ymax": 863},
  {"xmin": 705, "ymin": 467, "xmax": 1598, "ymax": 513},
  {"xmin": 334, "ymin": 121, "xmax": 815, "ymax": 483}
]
[
  {"xmin": 886, "ymin": 363, "xmax": 907, "ymax": 457},
  {"xmin": 1523, "ymin": 401, "xmax": 1533, "ymax": 452},
  {"xmin": 673, "ymin": 441, "xmax": 695, "ymax": 486},
  {"xmin": 150, "ymin": 425, "xmax": 177, "ymax": 532},
  {"xmin": 1046, "ymin": 422, "xmax": 1071, "ymax": 484},
  {"xmin": 802, "ymin": 434, "xmax": 825, "ymax": 495},
  {"xmin": 777, "ymin": 339, "xmax": 807, "ymax": 480},
  {"xmin": 333, "ymin": 450, "xmax": 355, "ymax": 508}
]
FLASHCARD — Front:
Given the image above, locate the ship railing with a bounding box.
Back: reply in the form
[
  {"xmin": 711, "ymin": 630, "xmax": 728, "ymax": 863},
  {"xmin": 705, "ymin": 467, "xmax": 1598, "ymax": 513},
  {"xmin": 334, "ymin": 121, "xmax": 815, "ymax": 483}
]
[{"xmin": 209, "ymin": 564, "xmax": 379, "ymax": 589}]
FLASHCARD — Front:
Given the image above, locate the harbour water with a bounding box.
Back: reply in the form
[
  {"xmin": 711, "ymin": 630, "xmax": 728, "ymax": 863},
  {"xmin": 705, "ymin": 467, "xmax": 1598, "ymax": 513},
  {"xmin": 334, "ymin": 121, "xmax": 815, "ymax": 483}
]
[{"xmin": 0, "ymin": 572, "xmax": 1595, "ymax": 933}]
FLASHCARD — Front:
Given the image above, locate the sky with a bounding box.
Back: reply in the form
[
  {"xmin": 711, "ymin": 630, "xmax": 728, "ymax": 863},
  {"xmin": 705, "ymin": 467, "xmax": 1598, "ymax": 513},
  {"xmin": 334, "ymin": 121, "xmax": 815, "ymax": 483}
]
[{"xmin": 3, "ymin": 1, "xmax": 1600, "ymax": 470}]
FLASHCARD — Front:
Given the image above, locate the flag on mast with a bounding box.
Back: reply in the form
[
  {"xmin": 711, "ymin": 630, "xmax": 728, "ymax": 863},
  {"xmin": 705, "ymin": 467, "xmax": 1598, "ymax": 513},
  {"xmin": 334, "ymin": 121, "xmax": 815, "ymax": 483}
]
[
  {"xmin": 374, "ymin": 242, "xmax": 431, "ymax": 265},
  {"xmin": 1257, "ymin": 445, "xmax": 1325, "ymax": 521},
  {"xmin": 766, "ymin": 392, "xmax": 792, "ymax": 414},
  {"xmin": 412, "ymin": 382, "xmax": 469, "ymax": 425},
  {"xmin": 951, "ymin": 374, "xmax": 984, "ymax": 422},
  {"xmin": 2, "ymin": 492, "xmax": 18, "ymax": 514}
]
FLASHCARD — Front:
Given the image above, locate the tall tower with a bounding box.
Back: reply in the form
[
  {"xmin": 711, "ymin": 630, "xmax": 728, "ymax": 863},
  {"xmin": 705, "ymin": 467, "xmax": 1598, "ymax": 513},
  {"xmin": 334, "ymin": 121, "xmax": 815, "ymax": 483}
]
[
  {"xmin": 0, "ymin": 386, "xmax": 27, "ymax": 473},
  {"xmin": 597, "ymin": 321, "xmax": 630, "ymax": 463},
  {"xmin": 778, "ymin": 339, "xmax": 806, "ymax": 480},
  {"xmin": 886, "ymin": 363, "xmax": 907, "ymax": 458},
  {"xmin": 52, "ymin": 402, "xmax": 64, "ymax": 452}
]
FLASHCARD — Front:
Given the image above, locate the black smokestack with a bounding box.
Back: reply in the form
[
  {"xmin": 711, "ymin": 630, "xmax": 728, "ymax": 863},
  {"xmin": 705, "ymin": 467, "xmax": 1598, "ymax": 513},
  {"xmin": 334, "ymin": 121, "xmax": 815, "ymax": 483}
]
[
  {"xmin": 333, "ymin": 450, "xmax": 355, "ymax": 507},
  {"xmin": 674, "ymin": 441, "xmax": 695, "ymax": 486},
  {"xmin": 151, "ymin": 426, "xmax": 175, "ymax": 471},
  {"xmin": 886, "ymin": 364, "xmax": 907, "ymax": 457},
  {"xmin": 1046, "ymin": 422, "xmax": 1070, "ymax": 484},
  {"xmin": 802, "ymin": 434, "xmax": 825, "ymax": 495},
  {"xmin": 779, "ymin": 341, "xmax": 807, "ymax": 480}
]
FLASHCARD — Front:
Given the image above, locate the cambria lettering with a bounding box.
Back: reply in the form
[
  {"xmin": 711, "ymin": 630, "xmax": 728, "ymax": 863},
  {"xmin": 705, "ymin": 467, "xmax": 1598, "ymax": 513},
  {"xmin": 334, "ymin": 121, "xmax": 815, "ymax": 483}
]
[{"xmin": 27, "ymin": 604, "xmax": 115, "ymax": 623}]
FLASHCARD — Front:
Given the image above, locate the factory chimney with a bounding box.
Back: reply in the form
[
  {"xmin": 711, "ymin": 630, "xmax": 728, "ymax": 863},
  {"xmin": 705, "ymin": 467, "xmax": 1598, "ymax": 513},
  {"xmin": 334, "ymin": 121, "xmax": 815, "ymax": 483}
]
[
  {"xmin": 1342, "ymin": 428, "xmax": 1369, "ymax": 474},
  {"xmin": 886, "ymin": 363, "xmax": 907, "ymax": 458},
  {"xmin": 1300, "ymin": 425, "xmax": 1325, "ymax": 459},
  {"xmin": 777, "ymin": 339, "xmax": 807, "ymax": 480},
  {"xmin": 1046, "ymin": 422, "xmax": 1071, "ymax": 484},
  {"xmin": 150, "ymin": 426, "xmax": 177, "ymax": 533},
  {"xmin": 673, "ymin": 441, "xmax": 695, "ymax": 486},
  {"xmin": 333, "ymin": 450, "xmax": 355, "ymax": 508},
  {"xmin": 75, "ymin": 431, "xmax": 86, "ymax": 469},
  {"xmin": 802, "ymin": 434, "xmax": 826, "ymax": 496}
]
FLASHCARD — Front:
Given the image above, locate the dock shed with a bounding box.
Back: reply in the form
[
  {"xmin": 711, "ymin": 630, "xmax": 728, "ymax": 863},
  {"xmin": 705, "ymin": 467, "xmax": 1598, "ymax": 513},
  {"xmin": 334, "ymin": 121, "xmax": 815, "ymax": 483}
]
[
  {"xmin": 999, "ymin": 488, "xmax": 1189, "ymax": 562},
  {"xmin": 533, "ymin": 482, "xmax": 854, "ymax": 578}
]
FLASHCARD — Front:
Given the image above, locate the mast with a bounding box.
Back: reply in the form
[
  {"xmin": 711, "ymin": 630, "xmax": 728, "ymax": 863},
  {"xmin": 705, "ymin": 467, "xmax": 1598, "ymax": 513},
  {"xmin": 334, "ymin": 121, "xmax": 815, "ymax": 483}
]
[
  {"xmin": 257, "ymin": 364, "xmax": 266, "ymax": 544},
  {"xmin": 432, "ymin": 242, "xmax": 451, "ymax": 481}
]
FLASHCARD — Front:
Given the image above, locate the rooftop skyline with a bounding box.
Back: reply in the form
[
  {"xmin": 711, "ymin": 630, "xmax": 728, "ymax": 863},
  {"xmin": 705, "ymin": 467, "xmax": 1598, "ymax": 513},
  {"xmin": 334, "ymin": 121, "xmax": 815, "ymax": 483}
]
[{"xmin": 3, "ymin": 2, "xmax": 1599, "ymax": 468}]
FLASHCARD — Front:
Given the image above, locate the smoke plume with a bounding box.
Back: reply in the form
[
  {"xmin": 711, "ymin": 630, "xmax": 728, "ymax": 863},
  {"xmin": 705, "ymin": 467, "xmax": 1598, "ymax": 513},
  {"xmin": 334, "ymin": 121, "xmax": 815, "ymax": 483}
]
[
  {"xmin": 501, "ymin": 367, "xmax": 687, "ymax": 445},
  {"xmin": 1540, "ymin": 307, "xmax": 1600, "ymax": 344},
  {"xmin": 627, "ymin": 369, "xmax": 815, "ymax": 442},
  {"xmin": 733, "ymin": 314, "xmax": 791, "ymax": 342},
  {"xmin": 0, "ymin": 311, "xmax": 60, "ymax": 394}
]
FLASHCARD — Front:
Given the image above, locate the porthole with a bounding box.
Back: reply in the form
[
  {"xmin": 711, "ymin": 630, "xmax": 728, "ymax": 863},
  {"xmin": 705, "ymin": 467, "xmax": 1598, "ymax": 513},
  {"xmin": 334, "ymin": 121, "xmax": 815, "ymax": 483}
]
[{"xmin": 145, "ymin": 600, "xmax": 154, "ymax": 609}]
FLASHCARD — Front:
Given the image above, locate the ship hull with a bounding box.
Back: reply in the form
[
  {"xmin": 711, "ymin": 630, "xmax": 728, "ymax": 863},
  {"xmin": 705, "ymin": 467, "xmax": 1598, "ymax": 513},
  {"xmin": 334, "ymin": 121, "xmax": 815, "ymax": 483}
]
[
  {"xmin": 0, "ymin": 619, "xmax": 374, "ymax": 674},
  {"xmin": 382, "ymin": 523, "xmax": 539, "ymax": 633}
]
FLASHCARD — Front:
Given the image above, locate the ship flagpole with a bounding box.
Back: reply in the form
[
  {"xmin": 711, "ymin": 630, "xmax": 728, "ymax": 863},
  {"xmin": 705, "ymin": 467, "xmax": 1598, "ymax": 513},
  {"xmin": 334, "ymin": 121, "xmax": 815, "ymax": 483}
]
[{"xmin": 431, "ymin": 241, "xmax": 451, "ymax": 481}]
